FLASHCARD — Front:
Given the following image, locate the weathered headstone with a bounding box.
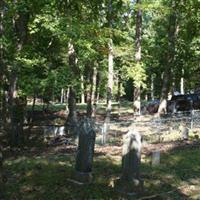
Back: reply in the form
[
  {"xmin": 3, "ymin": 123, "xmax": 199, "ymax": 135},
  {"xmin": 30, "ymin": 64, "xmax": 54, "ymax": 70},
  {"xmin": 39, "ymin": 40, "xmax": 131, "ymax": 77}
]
[
  {"xmin": 182, "ymin": 127, "xmax": 189, "ymax": 140},
  {"xmin": 115, "ymin": 129, "xmax": 143, "ymax": 196},
  {"xmin": 74, "ymin": 117, "xmax": 96, "ymax": 184},
  {"xmin": 190, "ymin": 110, "xmax": 194, "ymax": 129},
  {"xmin": 101, "ymin": 122, "xmax": 108, "ymax": 144},
  {"xmin": 151, "ymin": 150, "xmax": 160, "ymax": 166},
  {"xmin": 43, "ymin": 125, "xmax": 65, "ymax": 142},
  {"xmin": 179, "ymin": 123, "xmax": 189, "ymax": 140}
]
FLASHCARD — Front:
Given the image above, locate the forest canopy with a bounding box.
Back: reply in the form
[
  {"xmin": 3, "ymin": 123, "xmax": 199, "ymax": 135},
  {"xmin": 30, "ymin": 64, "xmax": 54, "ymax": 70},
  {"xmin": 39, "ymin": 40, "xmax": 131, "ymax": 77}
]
[{"xmin": 0, "ymin": 0, "xmax": 199, "ymax": 123}]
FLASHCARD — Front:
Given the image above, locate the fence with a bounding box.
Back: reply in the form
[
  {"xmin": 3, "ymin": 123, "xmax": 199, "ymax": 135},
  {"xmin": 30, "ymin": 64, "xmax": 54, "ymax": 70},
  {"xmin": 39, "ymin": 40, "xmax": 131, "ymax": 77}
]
[
  {"xmin": 96, "ymin": 110, "xmax": 200, "ymax": 145},
  {"xmin": 1, "ymin": 110, "xmax": 200, "ymax": 145}
]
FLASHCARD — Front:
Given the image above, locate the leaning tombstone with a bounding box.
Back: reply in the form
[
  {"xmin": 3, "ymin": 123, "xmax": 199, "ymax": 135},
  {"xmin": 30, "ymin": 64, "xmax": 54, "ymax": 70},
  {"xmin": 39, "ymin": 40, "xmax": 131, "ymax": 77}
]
[
  {"xmin": 74, "ymin": 117, "xmax": 96, "ymax": 184},
  {"xmin": 115, "ymin": 129, "xmax": 143, "ymax": 197}
]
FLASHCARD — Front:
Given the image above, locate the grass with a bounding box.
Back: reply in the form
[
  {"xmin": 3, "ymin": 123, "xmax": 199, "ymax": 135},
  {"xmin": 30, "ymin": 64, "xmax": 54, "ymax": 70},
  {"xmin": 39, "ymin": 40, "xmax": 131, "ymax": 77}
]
[
  {"xmin": 2, "ymin": 103, "xmax": 200, "ymax": 199},
  {"xmin": 142, "ymin": 148, "xmax": 200, "ymax": 199},
  {"xmin": 26, "ymin": 101, "xmax": 134, "ymax": 115},
  {"xmin": 3, "ymin": 145, "xmax": 200, "ymax": 200},
  {"xmin": 3, "ymin": 153, "xmax": 120, "ymax": 200}
]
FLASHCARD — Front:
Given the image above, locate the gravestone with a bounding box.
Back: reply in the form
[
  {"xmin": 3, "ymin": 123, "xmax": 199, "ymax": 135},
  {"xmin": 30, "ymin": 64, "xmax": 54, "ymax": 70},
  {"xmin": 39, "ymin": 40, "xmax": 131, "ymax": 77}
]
[
  {"xmin": 179, "ymin": 123, "xmax": 189, "ymax": 140},
  {"xmin": 44, "ymin": 125, "xmax": 65, "ymax": 142},
  {"xmin": 190, "ymin": 110, "xmax": 194, "ymax": 129},
  {"xmin": 74, "ymin": 117, "xmax": 96, "ymax": 184},
  {"xmin": 101, "ymin": 122, "xmax": 108, "ymax": 144},
  {"xmin": 115, "ymin": 129, "xmax": 143, "ymax": 196},
  {"xmin": 151, "ymin": 150, "xmax": 160, "ymax": 166},
  {"xmin": 182, "ymin": 127, "xmax": 189, "ymax": 140}
]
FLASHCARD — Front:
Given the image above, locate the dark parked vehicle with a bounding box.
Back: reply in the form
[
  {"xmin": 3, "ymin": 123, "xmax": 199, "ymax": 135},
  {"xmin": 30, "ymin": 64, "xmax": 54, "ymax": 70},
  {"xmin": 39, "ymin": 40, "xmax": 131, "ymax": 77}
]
[
  {"xmin": 146, "ymin": 93, "xmax": 200, "ymax": 114},
  {"xmin": 146, "ymin": 99, "xmax": 160, "ymax": 114},
  {"xmin": 167, "ymin": 93, "xmax": 200, "ymax": 113}
]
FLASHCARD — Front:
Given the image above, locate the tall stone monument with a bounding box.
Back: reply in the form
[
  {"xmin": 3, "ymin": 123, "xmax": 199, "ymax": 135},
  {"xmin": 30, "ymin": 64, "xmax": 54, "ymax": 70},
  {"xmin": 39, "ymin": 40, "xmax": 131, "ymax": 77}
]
[{"xmin": 75, "ymin": 117, "xmax": 96, "ymax": 184}]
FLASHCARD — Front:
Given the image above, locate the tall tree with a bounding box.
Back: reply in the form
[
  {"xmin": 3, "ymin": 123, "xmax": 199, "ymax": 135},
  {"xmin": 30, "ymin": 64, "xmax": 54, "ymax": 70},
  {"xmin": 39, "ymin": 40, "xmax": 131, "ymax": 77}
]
[
  {"xmin": 133, "ymin": 0, "xmax": 143, "ymax": 115},
  {"xmin": 105, "ymin": 0, "xmax": 114, "ymax": 123},
  {"xmin": 65, "ymin": 41, "xmax": 78, "ymax": 134},
  {"xmin": 158, "ymin": 0, "xmax": 177, "ymax": 114},
  {"xmin": 0, "ymin": 146, "xmax": 3, "ymax": 199},
  {"xmin": 86, "ymin": 64, "xmax": 97, "ymax": 118},
  {"xmin": 2, "ymin": 0, "xmax": 30, "ymax": 146},
  {"xmin": 0, "ymin": 0, "xmax": 5, "ymax": 127}
]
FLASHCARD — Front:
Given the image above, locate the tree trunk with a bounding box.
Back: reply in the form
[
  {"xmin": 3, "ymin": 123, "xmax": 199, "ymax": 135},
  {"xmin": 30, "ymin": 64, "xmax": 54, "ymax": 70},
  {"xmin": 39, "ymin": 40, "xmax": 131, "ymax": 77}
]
[
  {"xmin": 1, "ymin": 91, "xmax": 7, "ymax": 129},
  {"xmin": 32, "ymin": 94, "xmax": 36, "ymax": 113},
  {"xmin": 87, "ymin": 66, "xmax": 97, "ymax": 118},
  {"xmin": 0, "ymin": 0, "xmax": 5, "ymax": 129},
  {"xmin": 66, "ymin": 41, "xmax": 78, "ymax": 134},
  {"xmin": 8, "ymin": 72, "xmax": 19, "ymax": 146},
  {"xmin": 158, "ymin": 3, "xmax": 177, "ymax": 115},
  {"xmin": 133, "ymin": 0, "xmax": 142, "ymax": 115},
  {"xmin": 0, "ymin": 147, "xmax": 3, "ymax": 199},
  {"xmin": 105, "ymin": 0, "xmax": 114, "ymax": 123},
  {"xmin": 105, "ymin": 39, "xmax": 114, "ymax": 123},
  {"xmin": 117, "ymin": 72, "xmax": 121, "ymax": 117},
  {"xmin": 95, "ymin": 71, "xmax": 100, "ymax": 104},
  {"xmin": 66, "ymin": 87, "xmax": 77, "ymax": 131},
  {"xmin": 0, "ymin": 0, "xmax": 8, "ymax": 132},
  {"xmin": 80, "ymin": 75, "xmax": 85, "ymax": 104},
  {"xmin": 65, "ymin": 87, "xmax": 70, "ymax": 113},
  {"xmin": 60, "ymin": 88, "xmax": 64, "ymax": 104},
  {"xmin": 6, "ymin": 3, "xmax": 29, "ymax": 146},
  {"xmin": 8, "ymin": 70, "xmax": 26, "ymax": 146},
  {"xmin": 27, "ymin": 91, "xmax": 36, "ymax": 123},
  {"xmin": 180, "ymin": 69, "xmax": 184, "ymax": 94},
  {"xmin": 52, "ymin": 73, "xmax": 57, "ymax": 103},
  {"xmin": 151, "ymin": 75, "xmax": 155, "ymax": 100}
]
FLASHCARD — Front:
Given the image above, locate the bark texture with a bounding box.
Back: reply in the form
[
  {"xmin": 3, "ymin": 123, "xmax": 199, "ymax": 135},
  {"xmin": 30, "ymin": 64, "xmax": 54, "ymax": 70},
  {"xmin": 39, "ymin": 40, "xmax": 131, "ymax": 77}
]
[
  {"xmin": 6, "ymin": 2, "xmax": 29, "ymax": 146},
  {"xmin": 87, "ymin": 66, "xmax": 97, "ymax": 118},
  {"xmin": 66, "ymin": 87, "xmax": 77, "ymax": 135},
  {"xmin": 106, "ymin": 39, "xmax": 114, "ymax": 123},
  {"xmin": 158, "ymin": 2, "xmax": 177, "ymax": 115},
  {"xmin": 133, "ymin": 0, "xmax": 142, "ymax": 115},
  {"xmin": 0, "ymin": 147, "xmax": 3, "ymax": 198},
  {"xmin": 65, "ymin": 41, "xmax": 78, "ymax": 135}
]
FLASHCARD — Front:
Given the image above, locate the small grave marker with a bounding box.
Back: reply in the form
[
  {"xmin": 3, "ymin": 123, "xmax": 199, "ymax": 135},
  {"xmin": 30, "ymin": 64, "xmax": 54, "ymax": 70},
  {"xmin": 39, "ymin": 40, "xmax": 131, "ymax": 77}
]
[
  {"xmin": 179, "ymin": 123, "xmax": 189, "ymax": 140},
  {"xmin": 101, "ymin": 122, "xmax": 108, "ymax": 144},
  {"xmin": 151, "ymin": 150, "xmax": 160, "ymax": 166}
]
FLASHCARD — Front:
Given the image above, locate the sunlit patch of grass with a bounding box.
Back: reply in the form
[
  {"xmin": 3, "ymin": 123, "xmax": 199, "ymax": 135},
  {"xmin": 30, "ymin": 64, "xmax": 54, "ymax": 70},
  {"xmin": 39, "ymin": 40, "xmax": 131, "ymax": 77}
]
[
  {"xmin": 26, "ymin": 101, "xmax": 134, "ymax": 115},
  {"xmin": 4, "ymin": 152, "xmax": 122, "ymax": 199},
  {"xmin": 4, "ymin": 154, "xmax": 74, "ymax": 200},
  {"xmin": 141, "ymin": 148, "xmax": 200, "ymax": 199},
  {"xmin": 3, "ymin": 143, "xmax": 200, "ymax": 199}
]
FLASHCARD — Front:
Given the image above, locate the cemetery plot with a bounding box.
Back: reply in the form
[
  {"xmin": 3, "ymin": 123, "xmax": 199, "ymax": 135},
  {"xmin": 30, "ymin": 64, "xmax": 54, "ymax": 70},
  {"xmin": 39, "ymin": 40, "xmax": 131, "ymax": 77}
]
[{"xmin": 1, "ymin": 109, "xmax": 200, "ymax": 199}]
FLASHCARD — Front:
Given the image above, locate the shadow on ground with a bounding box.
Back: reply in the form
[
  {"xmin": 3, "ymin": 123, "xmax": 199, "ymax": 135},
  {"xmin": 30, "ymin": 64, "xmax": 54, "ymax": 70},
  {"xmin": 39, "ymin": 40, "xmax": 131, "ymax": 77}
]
[{"xmin": 2, "ymin": 138, "xmax": 200, "ymax": 199}]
